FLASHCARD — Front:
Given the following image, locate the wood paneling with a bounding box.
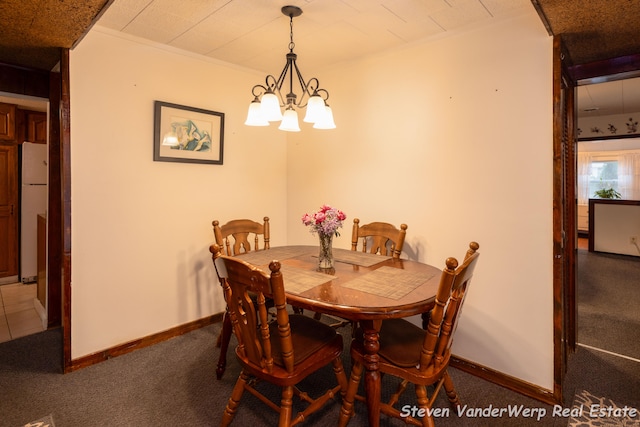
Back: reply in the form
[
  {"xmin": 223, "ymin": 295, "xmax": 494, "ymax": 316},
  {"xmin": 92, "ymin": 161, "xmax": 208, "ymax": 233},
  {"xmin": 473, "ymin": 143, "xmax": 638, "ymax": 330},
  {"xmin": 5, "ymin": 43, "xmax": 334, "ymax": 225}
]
[{"xmin": 0, "ymin": 103, "xmax": 16, "ymax": 140}]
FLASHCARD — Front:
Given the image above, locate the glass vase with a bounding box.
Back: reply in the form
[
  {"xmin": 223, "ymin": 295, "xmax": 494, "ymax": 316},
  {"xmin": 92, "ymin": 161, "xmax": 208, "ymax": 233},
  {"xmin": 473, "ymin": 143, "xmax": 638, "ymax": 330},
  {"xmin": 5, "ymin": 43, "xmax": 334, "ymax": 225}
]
[{"xmin": 318, "ymin": 233, "xmax": 334, "ymax": 269}]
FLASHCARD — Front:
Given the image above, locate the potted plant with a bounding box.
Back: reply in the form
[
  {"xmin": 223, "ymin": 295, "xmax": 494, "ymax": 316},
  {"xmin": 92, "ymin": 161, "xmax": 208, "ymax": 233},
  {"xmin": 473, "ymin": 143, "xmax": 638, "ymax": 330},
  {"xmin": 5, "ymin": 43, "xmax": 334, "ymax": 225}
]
[{"xmin": 593, "ymin": 187, "xmax": 622, "ymax": 199}]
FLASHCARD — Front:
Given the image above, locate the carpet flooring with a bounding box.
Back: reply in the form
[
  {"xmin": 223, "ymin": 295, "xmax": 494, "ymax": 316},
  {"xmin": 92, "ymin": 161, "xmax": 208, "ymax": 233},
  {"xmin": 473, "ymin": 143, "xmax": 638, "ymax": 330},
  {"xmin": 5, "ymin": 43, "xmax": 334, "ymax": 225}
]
[
  {"xmin": 577, "ymin": 249, "xmax": 640, "ymax": 360},
  {"xmin": 2, "ymin": 250, "xmax": 639, "ymax": 426},
  {"xmin": 568, "ymin": 389, "xmax": 638, "ymax": 426}
]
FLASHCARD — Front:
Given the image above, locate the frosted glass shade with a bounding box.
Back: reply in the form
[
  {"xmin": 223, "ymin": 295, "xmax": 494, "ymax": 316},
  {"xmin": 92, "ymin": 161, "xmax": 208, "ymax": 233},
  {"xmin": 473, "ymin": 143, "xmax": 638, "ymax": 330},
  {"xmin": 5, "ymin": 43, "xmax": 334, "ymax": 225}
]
[
  {"xmin": 278, "ymin": 108, "xmax": 301, "ymax": 132},
  {"xmin": 260, "ymin": 92, "xmax": 283, "ymax": 121},
  {"xmin": 303, "ymin": 95, "xmax": 326, "ymax": 123},
  {"xmin": 313, "ymin": 106, "xmax": 336, "ymax": 129},
  {"xmin": 244, "ymin": 100, "xmax": 269, "ymax": 126}
]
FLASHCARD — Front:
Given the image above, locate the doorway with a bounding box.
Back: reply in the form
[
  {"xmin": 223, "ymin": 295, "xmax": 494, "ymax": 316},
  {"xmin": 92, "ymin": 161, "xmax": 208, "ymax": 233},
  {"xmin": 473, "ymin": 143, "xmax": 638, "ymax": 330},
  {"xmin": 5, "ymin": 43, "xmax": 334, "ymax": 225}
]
[
  {"xmin": 0, "ymin": 93, "xmax": 50, "ymax": 342},
  {"xmin": 574, "ymin": 77, "xmax": 640, "ymax": 361}
]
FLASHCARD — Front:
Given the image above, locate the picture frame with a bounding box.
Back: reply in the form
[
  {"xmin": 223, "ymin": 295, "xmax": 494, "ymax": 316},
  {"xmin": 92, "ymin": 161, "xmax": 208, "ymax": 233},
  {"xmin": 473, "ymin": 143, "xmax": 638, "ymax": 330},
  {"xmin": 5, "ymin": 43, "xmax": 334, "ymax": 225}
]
[{"xmin": 153, "ymin": 101, "xmax": 224, "ymax": 164}]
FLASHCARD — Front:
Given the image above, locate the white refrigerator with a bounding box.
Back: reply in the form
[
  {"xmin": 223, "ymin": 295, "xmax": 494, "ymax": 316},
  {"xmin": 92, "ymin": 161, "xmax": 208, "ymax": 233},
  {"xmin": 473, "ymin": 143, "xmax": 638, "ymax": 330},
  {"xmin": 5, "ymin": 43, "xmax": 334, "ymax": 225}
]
[{"xmin": 21, "ymin": 142, "xmax": 48, "ymax": 283}]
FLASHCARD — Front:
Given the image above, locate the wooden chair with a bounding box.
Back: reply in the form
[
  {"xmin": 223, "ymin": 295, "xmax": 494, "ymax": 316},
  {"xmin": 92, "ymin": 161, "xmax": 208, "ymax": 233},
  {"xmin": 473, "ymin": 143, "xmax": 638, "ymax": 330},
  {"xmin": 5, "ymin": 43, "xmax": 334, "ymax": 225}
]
[
  {"xmin": 320, "ymin": 218, "xmax": 408, "ymax": 327},
  {"xmin": 210, "ymin": 244, "xmax": 348, "ymax": 427},
  {"xmin": 213, "ymin": 217, "xmax": 270, "ymax": 256},
  {"xmin": 351, "ymin": 218, "xmax": 408, "ymax": 259},
  {"xmin": 338, "ymin": 242, "xmax": 480, "ymax": 427},
  {"xmin": 212, "ymin": 217, "xmax": 270, "ymax": 379}
]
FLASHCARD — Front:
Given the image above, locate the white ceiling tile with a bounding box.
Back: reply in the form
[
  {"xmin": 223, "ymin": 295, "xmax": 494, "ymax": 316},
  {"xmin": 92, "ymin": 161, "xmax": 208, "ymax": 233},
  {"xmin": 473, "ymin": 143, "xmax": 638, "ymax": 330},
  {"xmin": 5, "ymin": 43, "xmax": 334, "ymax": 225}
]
[
  {"xmin": 429, "ymin": 0, "xmax": 492, "ymax": 31},
  {"xmin": 97, "ymin": 0, "xmax": 152, "ymax": 30},
  {"xmin": 480, "ymin": 0, "xmax": 532, "ymax": 17},
  {"xmin": 96, "ymin": 0, "xmax": 638, "ymax": 115}
]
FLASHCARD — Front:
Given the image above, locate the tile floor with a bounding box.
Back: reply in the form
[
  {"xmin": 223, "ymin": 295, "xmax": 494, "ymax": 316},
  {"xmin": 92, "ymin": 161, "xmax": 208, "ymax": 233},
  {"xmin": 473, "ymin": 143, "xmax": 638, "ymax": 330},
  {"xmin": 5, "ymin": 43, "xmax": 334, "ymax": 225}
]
[{"xmin": 0, "ymin": 282, "xmax": 45, "ymax": 343}]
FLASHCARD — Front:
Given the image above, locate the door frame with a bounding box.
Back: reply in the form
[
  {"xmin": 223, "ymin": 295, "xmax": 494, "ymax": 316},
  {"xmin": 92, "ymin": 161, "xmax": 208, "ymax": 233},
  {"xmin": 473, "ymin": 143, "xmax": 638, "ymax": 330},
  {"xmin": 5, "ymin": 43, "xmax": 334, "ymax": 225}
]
[
  {"xmin": 554, "ymin": 45, "xmax": 640, "ymax": 400},
  {"xmin": 552, "ymin": 36, "xmax": 577, "ymax": 402}
]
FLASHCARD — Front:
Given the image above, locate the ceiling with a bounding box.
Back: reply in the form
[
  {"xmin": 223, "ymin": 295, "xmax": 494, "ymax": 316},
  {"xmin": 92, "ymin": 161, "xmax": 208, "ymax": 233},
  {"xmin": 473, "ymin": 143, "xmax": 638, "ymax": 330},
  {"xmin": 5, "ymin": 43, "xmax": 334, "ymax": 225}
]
[
  {"xmin": 0, "ymin": 0, "xmax": 639, "ymax": 116},
  {"xmin": 578, "ymin": 77, "xmax": 640, "ymax": 118}
]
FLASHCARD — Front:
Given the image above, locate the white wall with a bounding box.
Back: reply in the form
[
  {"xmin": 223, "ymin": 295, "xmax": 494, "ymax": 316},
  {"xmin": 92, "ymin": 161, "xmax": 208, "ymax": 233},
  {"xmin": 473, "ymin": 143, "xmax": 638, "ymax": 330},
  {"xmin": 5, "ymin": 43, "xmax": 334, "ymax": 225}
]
[
  {"xmin": 593, "ymin": 202, "xmax": 640, "ymax": 256},
  {"xmin": 287, "ymin": 10, "xmax": 554, "ymax": 388},
  {"xmin": 70, "ymin": 28, "xmax": 288, "ymax": 358},
  {"xmin": 71, "ymin": 8, "xmax": 556, "ymax": 391}
]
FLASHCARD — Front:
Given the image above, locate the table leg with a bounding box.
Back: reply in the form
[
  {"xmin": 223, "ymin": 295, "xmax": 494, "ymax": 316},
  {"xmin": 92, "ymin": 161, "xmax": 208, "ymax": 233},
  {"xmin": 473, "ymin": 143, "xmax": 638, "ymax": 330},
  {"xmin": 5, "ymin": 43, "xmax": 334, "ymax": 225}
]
[{"xmin": 361, "ymin": 319, "xmax": 382, "ymax": 427}]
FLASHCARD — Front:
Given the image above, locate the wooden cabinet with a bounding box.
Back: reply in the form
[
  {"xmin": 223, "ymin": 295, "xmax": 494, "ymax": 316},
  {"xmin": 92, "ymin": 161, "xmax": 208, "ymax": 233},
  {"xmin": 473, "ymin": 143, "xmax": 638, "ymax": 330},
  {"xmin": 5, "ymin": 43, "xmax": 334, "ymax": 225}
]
[
  {"xmin": 0, "ymin": 103, "xmax": 47, "ymax": 143},
  {"xmin": 27, "ymin": 111, "xmax": 47, "ymax": 143},
  {"xmin": 0, "ymin": 145, "xmax": 19, "ymax": 279},
  {"xmin": 577, "ymin": 204, "xmax": 589, "ymax": 232},
  {"xmin": 0, "ymin": 103, "xmax": 16, "ymax": 140}
]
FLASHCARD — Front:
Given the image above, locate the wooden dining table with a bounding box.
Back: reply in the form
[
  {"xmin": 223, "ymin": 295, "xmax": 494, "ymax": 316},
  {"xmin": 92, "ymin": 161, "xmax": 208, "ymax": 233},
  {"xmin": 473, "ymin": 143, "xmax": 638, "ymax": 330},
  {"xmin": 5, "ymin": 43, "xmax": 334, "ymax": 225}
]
[{"xmin": 236, "ymin": 245, "xmax": 442, "ymax": 427}]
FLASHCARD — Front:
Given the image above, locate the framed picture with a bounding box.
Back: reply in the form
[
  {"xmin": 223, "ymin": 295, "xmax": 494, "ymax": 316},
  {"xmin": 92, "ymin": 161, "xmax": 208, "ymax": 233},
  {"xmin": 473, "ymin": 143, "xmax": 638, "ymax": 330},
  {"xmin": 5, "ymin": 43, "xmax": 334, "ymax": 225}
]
[{"xmin": 153, "ymin": 101, "xmax": 224, "ymax": 164}]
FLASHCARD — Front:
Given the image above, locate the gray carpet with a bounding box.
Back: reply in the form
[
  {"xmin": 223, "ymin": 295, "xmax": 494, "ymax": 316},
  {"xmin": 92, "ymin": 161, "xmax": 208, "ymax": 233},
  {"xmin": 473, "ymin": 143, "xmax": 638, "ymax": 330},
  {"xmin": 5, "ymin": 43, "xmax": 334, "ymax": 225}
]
[
  {"xmin": 2, "ymin": 249, "xmax": 639, "ymax": 426},
  {"xmin": 577, "ymin": 249, "xmax": 640, "ymax": 360},
  {"xmin": 2, "ymin": 323, "xmax": 638, "ymax": 427},
  {"xmin": 568, "ymin": 389, "xmax": 638, "ymax": 426}
]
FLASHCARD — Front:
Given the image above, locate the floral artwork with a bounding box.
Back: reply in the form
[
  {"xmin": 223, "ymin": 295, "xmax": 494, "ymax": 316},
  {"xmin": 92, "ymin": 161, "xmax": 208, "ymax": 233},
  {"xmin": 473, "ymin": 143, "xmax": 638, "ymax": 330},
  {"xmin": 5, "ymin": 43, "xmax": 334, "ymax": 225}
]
[
  {"xmin": 167, "ymin": 119, "xmax": 212, "ymax": 152},
  {"xmin": 302, "ymin": 205, "xmax": 346, "ymax": 237},
  {"xmin": 153, "ymin": 101, "xmax": 224, "ymax": 164}
]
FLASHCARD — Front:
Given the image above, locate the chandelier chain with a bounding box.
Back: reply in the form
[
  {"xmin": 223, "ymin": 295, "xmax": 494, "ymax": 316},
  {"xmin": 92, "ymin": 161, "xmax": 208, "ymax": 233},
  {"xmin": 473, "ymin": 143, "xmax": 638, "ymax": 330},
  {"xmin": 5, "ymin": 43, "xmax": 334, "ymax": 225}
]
[{"xmin": 289, "ymin": 15, "xmax": 295, "ymax": 52}]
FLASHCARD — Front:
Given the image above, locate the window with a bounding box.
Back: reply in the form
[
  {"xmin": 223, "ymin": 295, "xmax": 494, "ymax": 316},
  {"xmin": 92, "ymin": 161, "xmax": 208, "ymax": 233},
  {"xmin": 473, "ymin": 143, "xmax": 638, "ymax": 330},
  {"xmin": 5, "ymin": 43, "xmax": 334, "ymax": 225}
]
[
  {"xmin": 578, "ymin": 148, "xmax": 640, "ymax": 204},
  {"xmin": 588, "ymin": 160, "xmax": 618, "ymax": 198}
]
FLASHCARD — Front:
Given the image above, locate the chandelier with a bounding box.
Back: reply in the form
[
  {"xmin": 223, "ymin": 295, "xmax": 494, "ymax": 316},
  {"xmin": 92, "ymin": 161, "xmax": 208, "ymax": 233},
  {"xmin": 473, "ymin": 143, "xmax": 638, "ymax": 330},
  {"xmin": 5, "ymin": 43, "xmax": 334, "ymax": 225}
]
[{"xmin": 244, "ymin": 5, "xmax": 336, "ymax": 132}]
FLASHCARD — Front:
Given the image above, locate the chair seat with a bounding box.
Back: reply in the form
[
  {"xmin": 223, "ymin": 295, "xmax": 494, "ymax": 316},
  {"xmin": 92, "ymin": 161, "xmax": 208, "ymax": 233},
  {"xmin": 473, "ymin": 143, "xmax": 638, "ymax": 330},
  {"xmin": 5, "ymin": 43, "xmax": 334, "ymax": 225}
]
[
  {"xmin": 236, "ymin": 315, "xmax": 345, "ymax": 387},
  {"xmin": 270, "ymin": 314, "xmax": 339, "ymax": 366},
  {"xmin": 378, "ymin": 318, "xmax": 426, "ymax": 368}
]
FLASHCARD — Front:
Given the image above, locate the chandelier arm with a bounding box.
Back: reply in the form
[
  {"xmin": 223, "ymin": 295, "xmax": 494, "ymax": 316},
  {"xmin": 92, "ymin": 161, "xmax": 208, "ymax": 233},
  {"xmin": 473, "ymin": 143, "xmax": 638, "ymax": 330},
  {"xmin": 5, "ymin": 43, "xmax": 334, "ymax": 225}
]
[
  {"xmin": 251, "ymin": 84, "xmax": 268, "ymax": 98},
  {"xmin": 305, "ymin": 77, "xmax": 319, "ymax": 95},
  {"xmin": 315, "ymin": 88, "xmax": 330, "ymax": 102},
  {"xmin": 264, "ymin": 74, "xmax": 279, "ymax": 92},
  {"xmin": 273, "ymin": 60, "xmax": 292, "ymax": 107},
  {"xmin": 291, "ymin": 60, "xmax": 313, "ymax": 108}
]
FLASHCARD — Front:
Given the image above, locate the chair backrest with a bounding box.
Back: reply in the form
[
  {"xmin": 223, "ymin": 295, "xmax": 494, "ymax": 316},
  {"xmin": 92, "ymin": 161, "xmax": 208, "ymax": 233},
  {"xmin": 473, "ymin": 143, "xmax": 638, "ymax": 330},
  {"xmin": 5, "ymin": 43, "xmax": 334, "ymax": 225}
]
[
  {"xmin": 212, "ymin": 217, "xmax": 270, "ymax": 256},
  {"xmin": 419, "ymin": 242, "xmax": 479, "ymax": 372},
  {"xmin": 351, "ymin": 218, "xmax": 407, "ymax": 259},
  {"xmin": 210, "ymin": 244, "xmax": 295, "ymax": 373}
]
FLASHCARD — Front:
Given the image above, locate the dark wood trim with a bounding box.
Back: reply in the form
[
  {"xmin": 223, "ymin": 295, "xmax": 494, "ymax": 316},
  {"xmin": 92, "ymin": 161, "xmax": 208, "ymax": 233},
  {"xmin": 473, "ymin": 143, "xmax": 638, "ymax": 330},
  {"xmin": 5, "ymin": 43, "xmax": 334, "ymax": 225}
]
[
  {"xmin": 0, "ymin": 62, "xmax": 50, "ymax": 98},
  {"xmin": 588, "ymin": 200, "xmax": 595, "ymax": 252},
  {"xmin": 551, "ymin": 35, "xmax": 566, "ymax": 405},
  {"xmin": 450, "ymin": 356, "xmax": 559, "ymax": 406},
  {"xmin": 564, "ymin": 55, "xmax": 578, "ymax": 359},
  {"xmin": 60, "ymin": 48, "xmax": 73, "ymax": 373},
  {"xmin": 66, "ymin": 314, "xmax": 222, "ymax": 372},
  {"xmin": 47, "ymin": 70, "xmax": 62, "ymax": 328},
  {"xmin": 579, "ymin": 133, "xmax": 640, "ymax": 142},
  {"xmin": 569, "ymin": 54, "xmax": 640, "ymax": 84}
]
